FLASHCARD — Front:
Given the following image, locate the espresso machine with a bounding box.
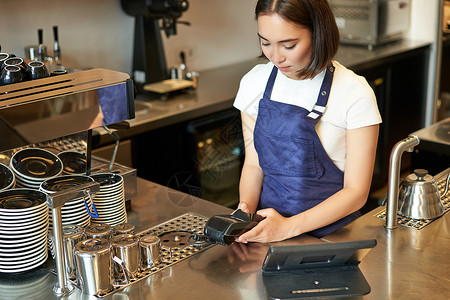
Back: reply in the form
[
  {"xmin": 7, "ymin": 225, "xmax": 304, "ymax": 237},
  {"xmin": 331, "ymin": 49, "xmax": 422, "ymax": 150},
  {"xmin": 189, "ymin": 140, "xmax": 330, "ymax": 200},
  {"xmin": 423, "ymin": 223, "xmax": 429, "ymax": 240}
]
[{"xmin": 121, "ymin": 0, "xmax": 190, "ymax": 93}]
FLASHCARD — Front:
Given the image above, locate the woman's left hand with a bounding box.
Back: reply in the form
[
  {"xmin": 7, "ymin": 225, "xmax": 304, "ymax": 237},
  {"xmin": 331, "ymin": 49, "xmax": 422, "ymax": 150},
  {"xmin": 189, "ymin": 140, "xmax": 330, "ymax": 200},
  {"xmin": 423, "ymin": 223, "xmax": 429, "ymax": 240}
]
[{"xmin": 236, "ymin": 208, "xmax": 292, "ymax": 243}]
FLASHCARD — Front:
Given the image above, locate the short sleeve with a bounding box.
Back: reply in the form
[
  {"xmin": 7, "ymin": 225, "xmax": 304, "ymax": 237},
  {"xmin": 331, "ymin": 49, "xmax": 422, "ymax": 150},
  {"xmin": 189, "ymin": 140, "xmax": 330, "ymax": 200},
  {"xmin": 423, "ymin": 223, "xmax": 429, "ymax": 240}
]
[
  {"xmin": 233, "ymin": 64, "xmax": 270, "ymax": 117},
  {"xmin": 345, "ymin": 76, "xmax": 382, "ymax": 130}
]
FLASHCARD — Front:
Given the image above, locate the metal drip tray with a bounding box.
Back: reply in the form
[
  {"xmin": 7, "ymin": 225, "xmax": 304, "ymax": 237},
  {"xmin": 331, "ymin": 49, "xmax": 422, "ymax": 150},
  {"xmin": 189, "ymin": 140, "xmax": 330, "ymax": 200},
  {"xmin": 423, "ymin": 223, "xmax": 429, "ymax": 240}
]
[
  {"xmin": 375, "ymin": 169, "xmax": 450, "ymax": 230},
  {"xmin": 70, "ymin": 212, "xmax": 212, "ymax": 298}
]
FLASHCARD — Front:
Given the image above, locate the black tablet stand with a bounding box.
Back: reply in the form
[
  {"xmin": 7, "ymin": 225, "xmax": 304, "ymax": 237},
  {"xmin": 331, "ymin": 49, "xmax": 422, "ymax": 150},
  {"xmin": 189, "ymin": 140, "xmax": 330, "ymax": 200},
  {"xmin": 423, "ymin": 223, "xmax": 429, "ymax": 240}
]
[{"xmin": 262, "ymin": 239, "xmax": 377, "ymax": 299}]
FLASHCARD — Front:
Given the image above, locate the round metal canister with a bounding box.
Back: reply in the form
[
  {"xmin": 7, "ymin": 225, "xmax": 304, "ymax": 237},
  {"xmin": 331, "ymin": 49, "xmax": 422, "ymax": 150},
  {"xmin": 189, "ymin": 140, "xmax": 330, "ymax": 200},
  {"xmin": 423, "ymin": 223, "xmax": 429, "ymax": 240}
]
[
  {"xmin": 112, "ymin": 222, "xmax": 135, "ymax": 236},
  {"xmin": 139, "ymin": 235, "xmax": 160, "ymax": 269},
  {"xmin": 84, "ymin": 223, "xmax": 112, "ymax": 240},
  {"xmin": 74, "ymin": 238, "xmax": 113, "ymax": 296},
  {"xmin": 62, "ymin": 224, "xmax": 85, "ymax": 280},
  {"xmin": 111, "ymin": 234, "xmax": 140, "ymax": 278}
]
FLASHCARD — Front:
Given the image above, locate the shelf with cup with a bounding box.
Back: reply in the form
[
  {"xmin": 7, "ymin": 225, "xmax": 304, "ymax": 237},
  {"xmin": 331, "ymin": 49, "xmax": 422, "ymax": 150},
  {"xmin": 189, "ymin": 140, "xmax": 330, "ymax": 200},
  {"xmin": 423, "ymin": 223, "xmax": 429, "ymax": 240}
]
[{"xmin": 0, "ymin": 54, "xmax": 68, "ymax": 86}]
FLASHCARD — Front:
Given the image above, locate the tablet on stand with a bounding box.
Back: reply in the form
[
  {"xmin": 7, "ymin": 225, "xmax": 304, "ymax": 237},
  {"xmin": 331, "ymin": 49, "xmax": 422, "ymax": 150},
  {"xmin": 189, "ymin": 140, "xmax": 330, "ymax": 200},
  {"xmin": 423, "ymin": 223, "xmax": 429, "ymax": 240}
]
[{"xmin": 262, "ymin": 239, "xmax": 377, "ymax": 299}]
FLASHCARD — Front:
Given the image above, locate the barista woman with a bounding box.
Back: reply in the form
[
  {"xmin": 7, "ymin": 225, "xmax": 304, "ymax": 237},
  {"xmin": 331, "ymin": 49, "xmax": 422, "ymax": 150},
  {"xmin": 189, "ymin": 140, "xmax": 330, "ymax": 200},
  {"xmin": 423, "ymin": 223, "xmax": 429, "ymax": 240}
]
[{"xmin": 233, "ymin": 0, "xmax": 381, "ymax": 242}]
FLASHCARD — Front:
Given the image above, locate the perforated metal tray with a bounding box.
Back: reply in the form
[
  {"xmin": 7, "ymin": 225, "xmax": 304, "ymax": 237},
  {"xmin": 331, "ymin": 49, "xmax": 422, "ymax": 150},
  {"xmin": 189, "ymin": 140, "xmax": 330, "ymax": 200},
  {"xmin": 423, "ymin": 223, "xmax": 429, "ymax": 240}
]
[
  {"xmin": 70, "ymin": 212, "xmax": 212, "ymax": 298},
  {"xmin": 375, "ymin": 168, "xmax": 450, "ymax": 230}
]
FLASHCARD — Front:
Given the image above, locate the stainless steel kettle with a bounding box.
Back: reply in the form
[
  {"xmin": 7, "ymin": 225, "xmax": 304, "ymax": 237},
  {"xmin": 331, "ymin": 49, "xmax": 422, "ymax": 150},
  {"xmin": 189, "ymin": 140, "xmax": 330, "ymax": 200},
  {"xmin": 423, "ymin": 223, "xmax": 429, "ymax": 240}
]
[{"xmin": 398, "ymin": 169, "xmax": 445, "ymax": 220}]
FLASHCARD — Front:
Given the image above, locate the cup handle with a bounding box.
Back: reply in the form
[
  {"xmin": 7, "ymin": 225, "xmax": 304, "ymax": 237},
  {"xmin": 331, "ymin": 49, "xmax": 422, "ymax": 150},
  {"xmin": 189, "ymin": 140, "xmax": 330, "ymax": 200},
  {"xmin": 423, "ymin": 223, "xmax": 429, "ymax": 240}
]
[
  {"xmin": 112, "ymin": 256, "xmax": 130, "ymax": 287},
  {"xmin": 83, "ymin": 190, "xmax": 99, "ymax": 218}
]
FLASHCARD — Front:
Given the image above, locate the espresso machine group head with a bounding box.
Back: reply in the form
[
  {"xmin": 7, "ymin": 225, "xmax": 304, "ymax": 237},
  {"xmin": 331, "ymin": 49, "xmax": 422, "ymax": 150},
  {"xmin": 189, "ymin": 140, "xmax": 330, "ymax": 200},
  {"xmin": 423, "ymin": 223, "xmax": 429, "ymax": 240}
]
[{"xmin": 121, "ymin": 0, "xmax": 190, "ymax": 91}]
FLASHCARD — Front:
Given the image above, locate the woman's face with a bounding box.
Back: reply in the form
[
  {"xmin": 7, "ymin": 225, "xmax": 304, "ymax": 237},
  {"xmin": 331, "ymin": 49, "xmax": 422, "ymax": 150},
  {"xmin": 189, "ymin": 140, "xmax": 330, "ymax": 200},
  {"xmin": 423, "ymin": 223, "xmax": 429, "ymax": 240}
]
[{"xmin": 257, "ymin": 13, "xmax": 312, "ymax": 79}]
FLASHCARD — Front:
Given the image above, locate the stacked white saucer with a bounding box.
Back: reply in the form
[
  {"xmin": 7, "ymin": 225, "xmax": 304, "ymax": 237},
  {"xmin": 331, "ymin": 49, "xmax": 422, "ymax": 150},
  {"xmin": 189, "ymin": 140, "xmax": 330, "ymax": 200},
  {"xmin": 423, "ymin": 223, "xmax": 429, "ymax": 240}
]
[
  {"xmin": 90, "ymin": 173, "xmax": 127, "ymax": 226},
  {"xmin": 40, "ymin": 174, "xmax": 95, "ymax": 230},
  {"xmin": 0, "ymin": 163, "xmax": 15, "ymax": 191},
  {"xmin": 57, "ymin": 151, "xmax": 87, "ymax": 175},
  {"xmin": 10, "ymin": 148, "xmax": 63, "ymax": 190},
  {"xmin": 0, "ymin": 189, "xmax": 49, "ymax": 273}
]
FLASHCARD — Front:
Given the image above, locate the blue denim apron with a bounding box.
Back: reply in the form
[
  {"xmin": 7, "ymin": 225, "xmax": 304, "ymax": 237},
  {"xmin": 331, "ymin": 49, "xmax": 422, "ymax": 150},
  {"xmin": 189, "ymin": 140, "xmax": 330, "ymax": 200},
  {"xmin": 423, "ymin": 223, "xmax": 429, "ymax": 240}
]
[{"xmin": 253, "ymin": 64, "xmax": 360, "ymax": 238}]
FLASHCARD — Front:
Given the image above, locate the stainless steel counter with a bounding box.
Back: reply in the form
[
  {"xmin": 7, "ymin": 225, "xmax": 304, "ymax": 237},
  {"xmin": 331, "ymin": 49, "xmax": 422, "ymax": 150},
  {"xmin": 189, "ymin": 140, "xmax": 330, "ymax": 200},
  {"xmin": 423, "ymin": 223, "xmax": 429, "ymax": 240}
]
[
  {"xmin": 410, "ymin": 117, "xmax": 450, "ymax": 175},
  {"xmin": 325, "ymin": 206, "xmax": 450, "ymax": 299},
  {"xmin": 336, "ymin": 39, "xmax": 431, "ymax": 72},
  {"xmin": 412, "ymin": 117, "xmax": 450, "ymax": 148},
  {"xmin": 94, "ymin": 39, "xmax": 432, "ymax": 147},
  {"xmin": 2, "ymin": 175, "xmax": 450, "ymax": 299},
  {"xmin": 0, "ymin": 178, "xmax": 321, "ymax": 300}
]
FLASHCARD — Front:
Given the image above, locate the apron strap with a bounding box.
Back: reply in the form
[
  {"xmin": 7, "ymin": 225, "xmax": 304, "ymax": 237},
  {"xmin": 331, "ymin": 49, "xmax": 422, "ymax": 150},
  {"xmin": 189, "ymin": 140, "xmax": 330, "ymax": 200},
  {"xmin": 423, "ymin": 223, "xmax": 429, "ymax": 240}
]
[
  {"xmin": 263, "ymin": 66, "xmax": 279, "ymax": 100},
  {"xmin": 263, "ymin": 63, "xmax": 335, "ymax": 120},
  {"xmin": 307, "ymin": 62, "xmax": 335, "ymax": 120}
]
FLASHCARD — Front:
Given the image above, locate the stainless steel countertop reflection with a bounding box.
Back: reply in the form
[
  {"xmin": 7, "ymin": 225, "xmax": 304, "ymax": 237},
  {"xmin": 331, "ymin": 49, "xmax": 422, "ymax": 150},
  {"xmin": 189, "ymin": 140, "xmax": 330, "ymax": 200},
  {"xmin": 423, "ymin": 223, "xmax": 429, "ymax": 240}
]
[
  {"xmin": 0, "ymin": 178, "xmax": 321, "ymax": 300},
  {"xmin": 325, "ymin": 206, "xmax": 450, "ymax": 299},
  {"xmin": 2, "ymin": 175, "xmax": 450, "ymax": 299}
]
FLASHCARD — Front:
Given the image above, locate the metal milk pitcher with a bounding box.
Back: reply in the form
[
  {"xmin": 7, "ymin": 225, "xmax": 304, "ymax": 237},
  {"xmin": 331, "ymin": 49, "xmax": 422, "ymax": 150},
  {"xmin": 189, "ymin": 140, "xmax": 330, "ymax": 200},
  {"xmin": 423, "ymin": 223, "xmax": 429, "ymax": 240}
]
[
  {"xmin": 74, "ymin": 238, "xmax": 113, "ymax": 296},
  {"xmin": 111, "ymin": 234, "xmax": 140, "ymax": 279},
  {"xmin": 62, "ymin": 225, "xmax": 85, "ymax": 281}
]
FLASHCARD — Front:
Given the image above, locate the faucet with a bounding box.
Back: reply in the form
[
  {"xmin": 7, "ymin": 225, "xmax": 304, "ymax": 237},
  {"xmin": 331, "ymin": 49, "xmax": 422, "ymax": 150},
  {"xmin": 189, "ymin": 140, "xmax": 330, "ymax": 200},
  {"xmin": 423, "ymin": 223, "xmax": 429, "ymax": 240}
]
[
  {"xmin": 46, "ymin": 181, "xmax": 100, "ymax": 296},
  {"xmin": 385, "ymin": 135, "xmax": 420, "ymax": 230}
]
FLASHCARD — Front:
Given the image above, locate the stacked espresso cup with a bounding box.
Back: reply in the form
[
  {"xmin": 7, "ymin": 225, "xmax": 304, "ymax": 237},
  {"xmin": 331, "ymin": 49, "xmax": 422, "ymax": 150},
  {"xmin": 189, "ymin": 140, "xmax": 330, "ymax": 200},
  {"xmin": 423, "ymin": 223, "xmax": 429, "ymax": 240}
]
[{"xmin": 0, "ymin": 54, "xmax": 50, "ymax": 86}]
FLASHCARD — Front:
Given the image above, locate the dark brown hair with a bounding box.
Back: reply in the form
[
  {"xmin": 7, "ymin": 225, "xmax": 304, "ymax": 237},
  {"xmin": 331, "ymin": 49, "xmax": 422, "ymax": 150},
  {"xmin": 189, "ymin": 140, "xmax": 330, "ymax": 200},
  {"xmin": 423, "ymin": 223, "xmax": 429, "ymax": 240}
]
[{"xmin": 255, "ymin": 0, "xmax": 339, "ymax": 79}]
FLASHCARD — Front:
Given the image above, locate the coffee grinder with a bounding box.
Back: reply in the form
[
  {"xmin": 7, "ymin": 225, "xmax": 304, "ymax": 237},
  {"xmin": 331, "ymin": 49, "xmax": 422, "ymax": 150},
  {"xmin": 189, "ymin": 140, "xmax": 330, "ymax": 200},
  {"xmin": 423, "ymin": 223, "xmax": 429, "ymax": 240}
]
[{"xmin": 121, "ymin": 0, "xmax": 190, "ymax": 93}]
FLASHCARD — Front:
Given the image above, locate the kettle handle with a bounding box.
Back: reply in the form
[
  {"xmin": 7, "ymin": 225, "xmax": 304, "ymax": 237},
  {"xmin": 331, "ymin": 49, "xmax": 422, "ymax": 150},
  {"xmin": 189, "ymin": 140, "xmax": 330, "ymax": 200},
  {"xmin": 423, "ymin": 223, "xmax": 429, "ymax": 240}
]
[{"xmin": 441, "ymin": 172, "xmax": 450, "ymax": 198}]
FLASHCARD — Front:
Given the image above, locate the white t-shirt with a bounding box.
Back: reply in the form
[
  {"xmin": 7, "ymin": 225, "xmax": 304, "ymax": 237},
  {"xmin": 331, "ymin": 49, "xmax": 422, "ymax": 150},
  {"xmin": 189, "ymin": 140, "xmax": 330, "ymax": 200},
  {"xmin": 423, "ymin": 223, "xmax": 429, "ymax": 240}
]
[{"xmin": 233, "ymin": 61, "xmax": 382, "ymax": 171}]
